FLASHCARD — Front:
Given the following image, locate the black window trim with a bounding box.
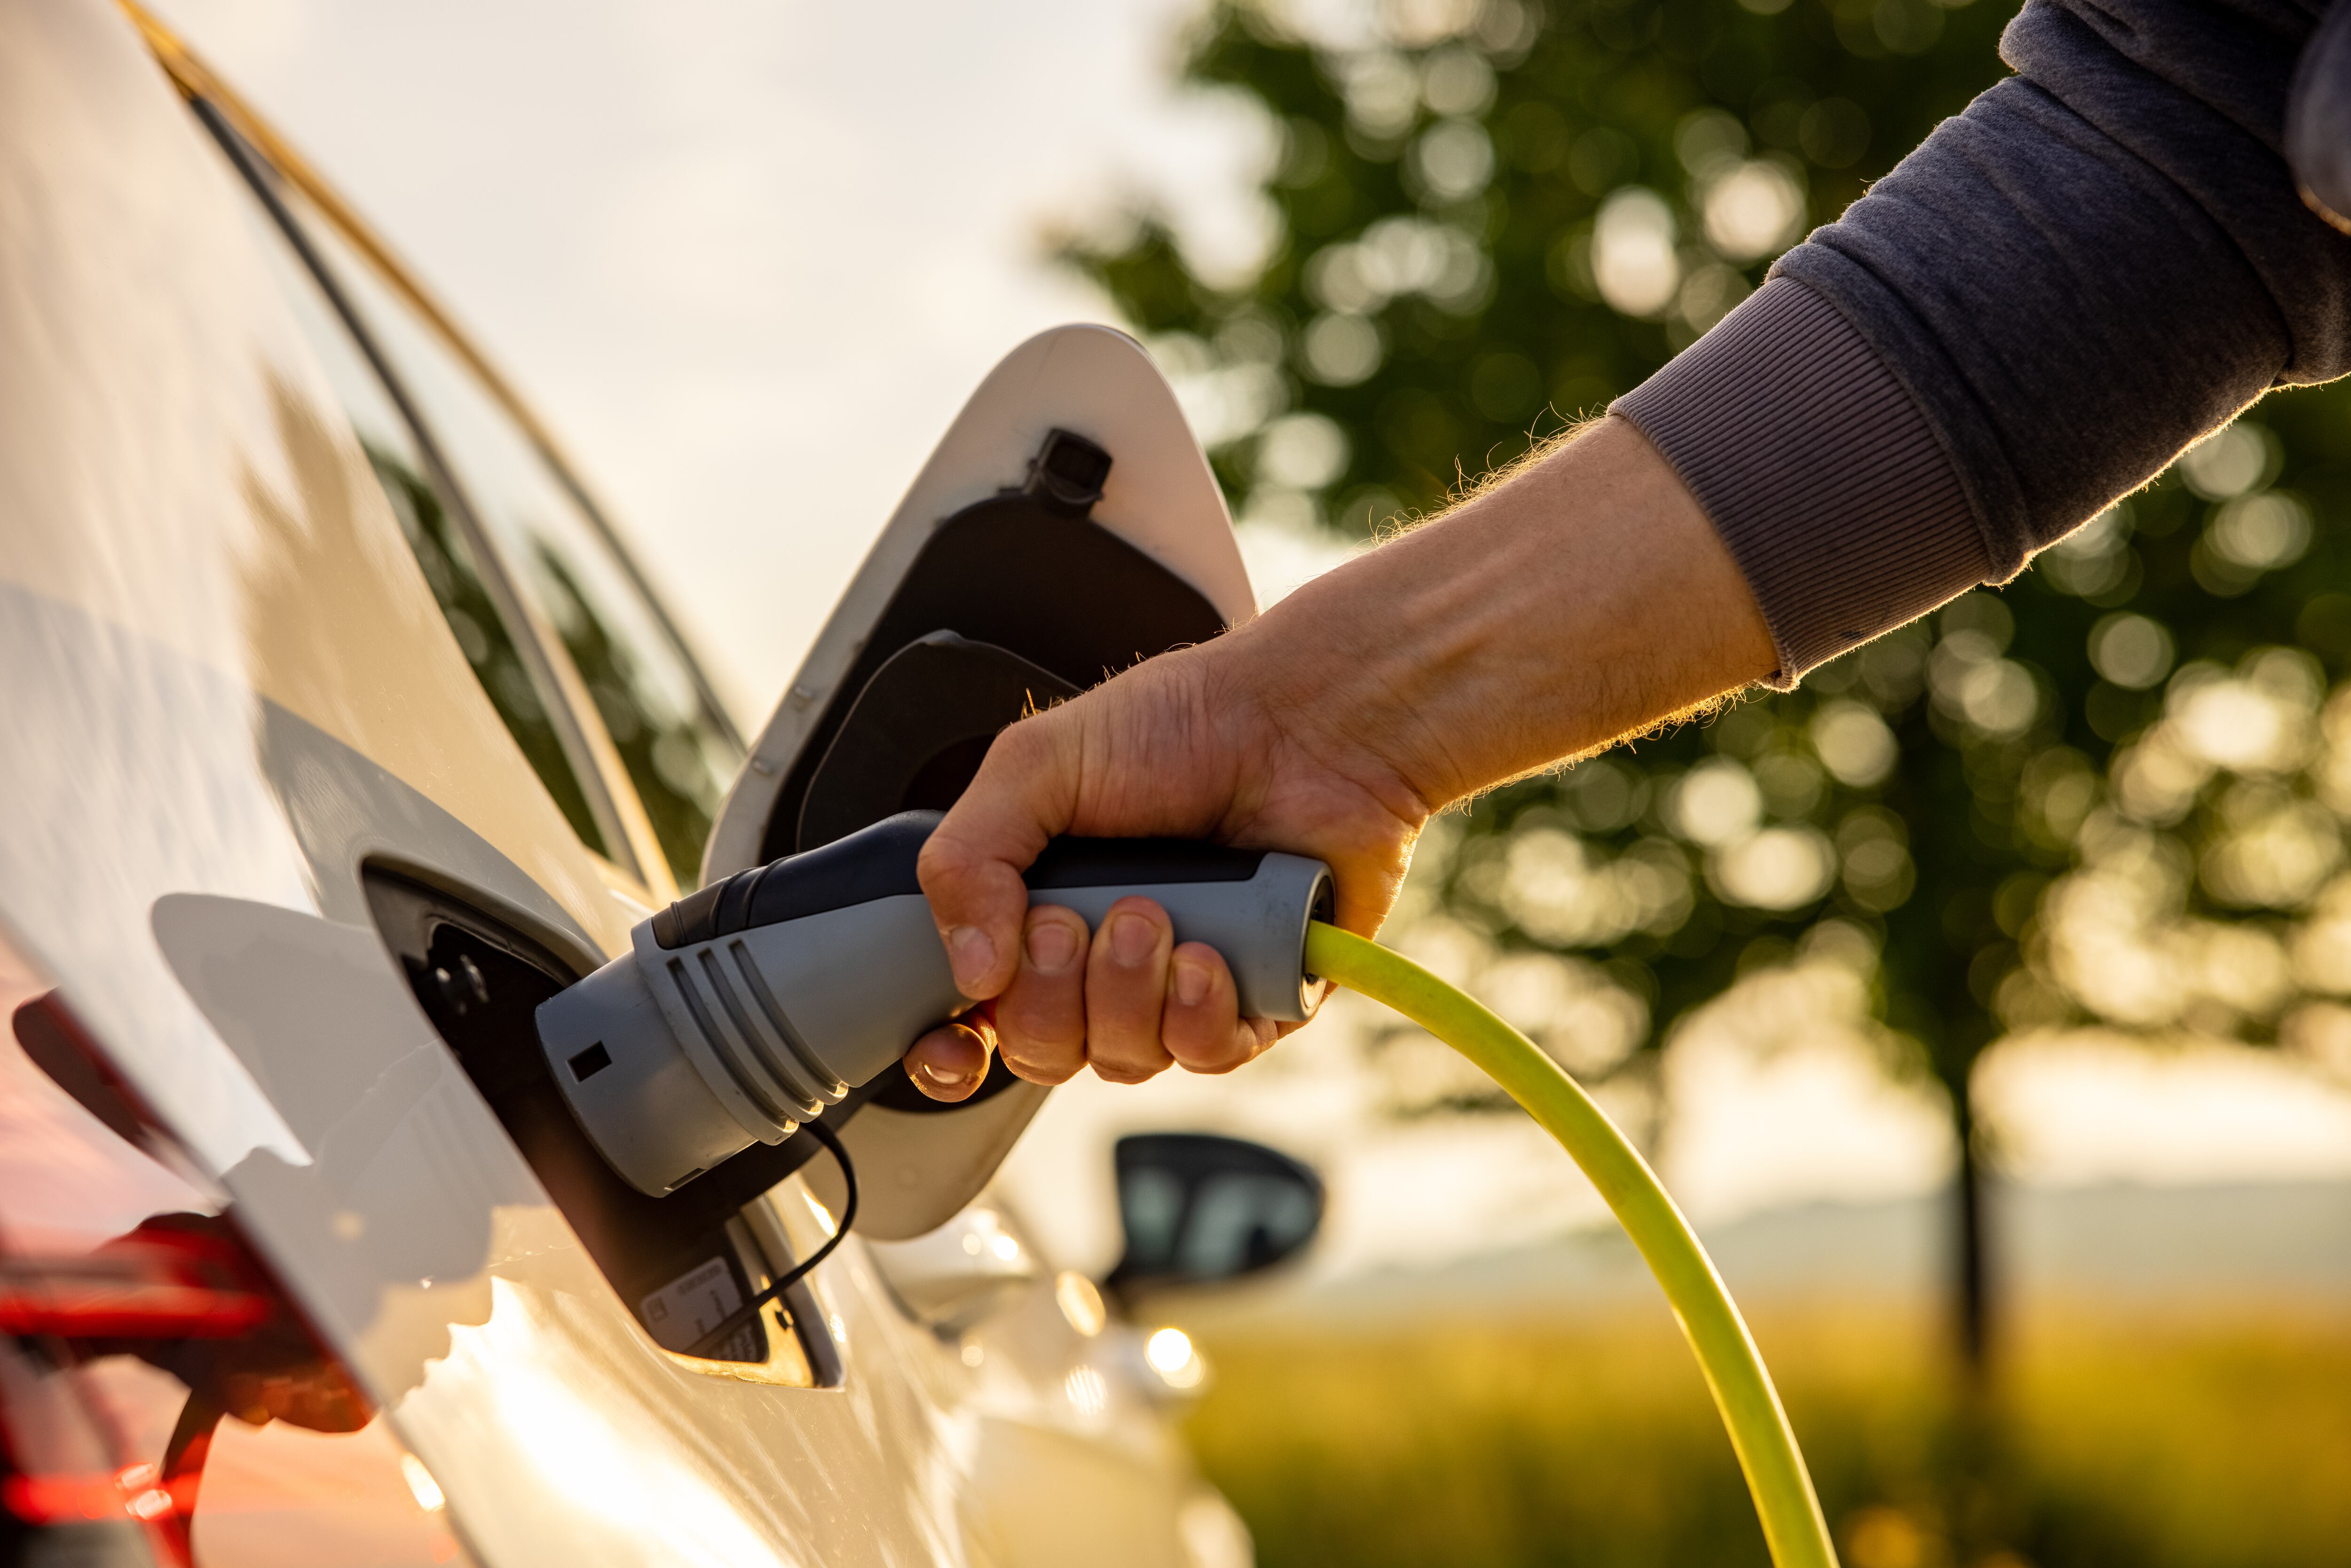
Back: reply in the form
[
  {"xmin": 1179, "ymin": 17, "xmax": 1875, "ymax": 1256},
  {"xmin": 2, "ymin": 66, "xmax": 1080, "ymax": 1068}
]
[
  {"xmin": 182, "ymin": 83, "xmax": 747, "ymax": 763},
  {"xmin": 525, "ymin": 427, "xmax": 746, "ymax": 759},
  {"xmin": 194, "ymin": 94, "xmax": 650, "ymax": 881}
]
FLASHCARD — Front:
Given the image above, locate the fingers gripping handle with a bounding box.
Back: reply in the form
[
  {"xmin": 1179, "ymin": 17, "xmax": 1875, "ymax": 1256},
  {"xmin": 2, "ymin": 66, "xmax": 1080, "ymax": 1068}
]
[
  {"xmin": 1018, "ymin": 833, "xmax": 1335, "ymax": 1022},
  {"xmin": 536, "ymin": 811, "xmax": 1334, "ymax": 1196}
]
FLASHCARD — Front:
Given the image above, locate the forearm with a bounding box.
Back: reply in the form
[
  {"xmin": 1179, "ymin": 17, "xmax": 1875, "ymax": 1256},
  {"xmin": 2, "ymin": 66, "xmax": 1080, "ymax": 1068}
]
[
  {"xmin": 910, "ymin": 0, "xmax": 2351, "ymax": 1099},
  {"xmin": 909, "ymin": 410, "xmax": 1772, "ymax": 1084},
  {"xmin": 1223, "ymin": 415, "xmax": 1775, "ymax": 813}
]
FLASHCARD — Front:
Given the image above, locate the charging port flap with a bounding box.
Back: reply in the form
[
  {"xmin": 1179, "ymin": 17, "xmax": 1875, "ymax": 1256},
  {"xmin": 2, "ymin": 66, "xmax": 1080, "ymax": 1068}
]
[
  {"xmin": 363, "ymin": 868, "xmax": 844, "ymax": 1376},
  {"xmin": 702, "ymin": 324, "xmax": 1254, "ymax": 1238}
]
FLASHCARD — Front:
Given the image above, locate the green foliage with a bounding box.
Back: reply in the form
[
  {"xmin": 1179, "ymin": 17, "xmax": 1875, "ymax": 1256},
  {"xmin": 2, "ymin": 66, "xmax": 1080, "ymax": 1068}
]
[
  {"xmin": 1067, "ymin": 0, "xmax": 2351, "ymax": 1262},
  {"xmin": 1070, "ymin": 0, "xmax": 2012, "ymax": 528},
  {"xmin": 1184, "ymin": 1310, "xmax": 2351, "ymax": 1568}
]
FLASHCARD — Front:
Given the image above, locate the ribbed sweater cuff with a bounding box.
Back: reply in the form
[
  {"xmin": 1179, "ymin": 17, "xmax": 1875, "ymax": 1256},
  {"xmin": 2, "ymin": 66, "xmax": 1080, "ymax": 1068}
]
[{"xmin": 1611, "ymin": 278, "xmax": 1990, "ymax": 689}]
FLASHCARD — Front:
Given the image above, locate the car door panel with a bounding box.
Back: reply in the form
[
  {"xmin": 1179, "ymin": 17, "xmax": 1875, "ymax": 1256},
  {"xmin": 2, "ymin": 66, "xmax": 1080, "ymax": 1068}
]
[
  {"xmin": 0, "ymin": 4, "xmax": 1040, "ymax": 1562},
  {"xmin": 0, "ymin": 586, "xmax": 962, "ymax": 1563}
]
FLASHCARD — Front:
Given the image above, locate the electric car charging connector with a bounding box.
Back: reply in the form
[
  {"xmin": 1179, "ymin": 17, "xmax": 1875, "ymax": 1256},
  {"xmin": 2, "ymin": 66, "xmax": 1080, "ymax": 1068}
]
[
  {"xmin": 536, "ymin": 810, "xmax": 1332, "ymax": 1197},
  {"xmin": 532, "ymin": 815, "xmax": 1839, "ymax": 1568}
]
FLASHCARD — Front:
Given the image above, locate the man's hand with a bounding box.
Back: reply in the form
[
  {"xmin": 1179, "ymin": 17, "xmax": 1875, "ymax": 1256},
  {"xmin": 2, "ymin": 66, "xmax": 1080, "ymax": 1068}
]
[
  {"xmin": 904, "ymin": 639, "xmax": 1428, "ymax": 1098},
  {"xmin": 901, "ymin": 416, "xmax": 1777, "ymax": 1100}
]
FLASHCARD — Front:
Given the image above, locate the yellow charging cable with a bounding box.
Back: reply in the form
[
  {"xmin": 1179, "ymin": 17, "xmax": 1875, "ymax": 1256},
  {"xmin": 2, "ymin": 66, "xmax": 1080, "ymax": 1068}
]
[{"xmin": 1304, "ymin": 922, "xmax": 1840, "ymax": 1568}]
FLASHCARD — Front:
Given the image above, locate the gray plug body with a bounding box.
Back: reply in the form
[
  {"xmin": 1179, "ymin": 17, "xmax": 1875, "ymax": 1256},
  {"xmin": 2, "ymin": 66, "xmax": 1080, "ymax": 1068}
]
[{"xmin": 535, "ymin": 811, "xmax": 1333, "ymax": 1196}]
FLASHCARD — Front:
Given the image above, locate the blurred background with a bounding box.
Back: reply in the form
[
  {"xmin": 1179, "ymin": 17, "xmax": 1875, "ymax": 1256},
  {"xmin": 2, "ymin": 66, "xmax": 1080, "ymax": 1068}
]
[{"xmin": 150, "ymin": 0, "xmax": 2351, "ymax": 1563}]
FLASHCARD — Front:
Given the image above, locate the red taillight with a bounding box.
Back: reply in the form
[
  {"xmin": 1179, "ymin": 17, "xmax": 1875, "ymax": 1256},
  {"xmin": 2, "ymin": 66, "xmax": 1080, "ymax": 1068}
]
[
  {"xmin": 2, "ymin": 1461, "xmax": 182, "ymax": 1526},
  {"xmin": 0, "ymin": 1228, "xmax": 271, "ymax": 1338},
  {"xmin": 2, "ymin": 977, "xmax": 379, "ymax": 1564}
]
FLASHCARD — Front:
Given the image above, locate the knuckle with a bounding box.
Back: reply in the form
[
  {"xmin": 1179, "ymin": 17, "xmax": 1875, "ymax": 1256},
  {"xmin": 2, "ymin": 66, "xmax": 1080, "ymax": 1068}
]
[
  {"xmin": 1001, "ymin": 1053, "xmax": 1081, "ymax": 1087},
  {"xmin": 978, "ymin": 717, "xmax": 1061, "ymax": 792},
  {"xmin": 1003, "ymin": 975, "xmax": 1087, "ymax": 1042},
  {"xmin": 994, "ymin": 716, "xmax": 1054, "ymax": 764},
  {"xmin": 996, "ymin": 1006, "xmax": 1083, "ymax": 1068},
  {"xmin": 915, "ymin": 829, "xmax": 975, "ymax": 884},
  {"xmin": 1083, "ymin": 980, "xmax": 1166, "ymax": 1051},
  {"xmin": 1001, "ymin": 1010, "xmax": 1085, "ymax": 1059},
  {"xmin": 1168, "ymin": 1017, "xmax": 1250, "ymax": 1074},
  {"xmin": 1085, "ymin": 987, "xmax": 1158, "ymax": 1051},
  {"xmin": 1088, "ymin": 1059, "xmax": 1168, "ymax": 1086}
]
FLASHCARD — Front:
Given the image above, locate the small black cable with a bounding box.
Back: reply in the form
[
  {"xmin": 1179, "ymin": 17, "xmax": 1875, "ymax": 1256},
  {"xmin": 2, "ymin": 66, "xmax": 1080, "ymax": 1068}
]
[{"xmin": 684, "ymin": 1116, "xmax": 857, "ymax": 1360}]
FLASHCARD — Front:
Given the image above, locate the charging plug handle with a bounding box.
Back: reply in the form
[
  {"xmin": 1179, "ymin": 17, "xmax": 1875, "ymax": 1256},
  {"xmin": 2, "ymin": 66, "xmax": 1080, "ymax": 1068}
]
[{"xmin": 537, "ymin": 811, "xmax": 1332, "ymax": 1197}]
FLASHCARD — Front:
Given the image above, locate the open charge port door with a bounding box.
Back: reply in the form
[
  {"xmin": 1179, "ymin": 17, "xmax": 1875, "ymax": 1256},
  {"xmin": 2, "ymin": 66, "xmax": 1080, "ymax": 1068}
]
[
  {"xmin": 702, "ymin": 325, "xmax": 1259, "ymax": 1241},
  {"xmin": 361, "ymin": 871, "xmax": 840, "ymax": 1382}
]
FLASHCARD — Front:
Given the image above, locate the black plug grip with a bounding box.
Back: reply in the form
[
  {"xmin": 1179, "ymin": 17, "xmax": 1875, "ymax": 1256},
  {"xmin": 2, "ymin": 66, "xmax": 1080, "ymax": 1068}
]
[{"xmin": 654, "ymin": 811, "xmax": 1275, "ymax": 949}]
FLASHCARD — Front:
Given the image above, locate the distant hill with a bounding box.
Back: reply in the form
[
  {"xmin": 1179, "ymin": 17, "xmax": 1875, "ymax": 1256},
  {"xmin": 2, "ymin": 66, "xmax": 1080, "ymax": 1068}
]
[{"xmin": 1181, "ymin": 1177, "xmax": 2351, "ymax": 1329}]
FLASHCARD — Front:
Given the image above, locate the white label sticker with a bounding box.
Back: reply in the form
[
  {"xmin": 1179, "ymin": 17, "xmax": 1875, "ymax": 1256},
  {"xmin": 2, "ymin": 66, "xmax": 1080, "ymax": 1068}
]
[{"xmin": 639, "ymin": 1257, "xmax": 744, "ymax": 1354}]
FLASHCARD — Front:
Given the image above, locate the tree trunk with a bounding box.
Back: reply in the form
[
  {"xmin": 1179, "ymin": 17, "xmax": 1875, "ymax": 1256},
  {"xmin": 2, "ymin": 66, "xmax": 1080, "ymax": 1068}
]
[{"xmin": 1955, "ymin": 1083, "xmax": 1992, "ymax": 1379}]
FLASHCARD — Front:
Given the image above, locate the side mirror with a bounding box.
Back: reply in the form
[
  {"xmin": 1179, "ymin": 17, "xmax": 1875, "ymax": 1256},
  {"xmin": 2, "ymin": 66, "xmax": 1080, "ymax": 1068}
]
[{"xmin": 1107, "ymin": 1133, "xmax": 1323, "ymax": 1293}]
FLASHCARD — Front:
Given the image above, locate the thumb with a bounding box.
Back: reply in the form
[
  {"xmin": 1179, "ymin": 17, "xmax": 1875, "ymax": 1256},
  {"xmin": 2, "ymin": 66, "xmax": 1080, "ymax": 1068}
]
[{"xmin": 918, "ymin": 714, "xmax": 1078, "ymax": 999}]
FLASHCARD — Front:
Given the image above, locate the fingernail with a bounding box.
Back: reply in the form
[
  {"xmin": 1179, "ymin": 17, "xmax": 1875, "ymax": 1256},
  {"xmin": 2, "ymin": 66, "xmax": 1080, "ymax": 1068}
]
[
  {"xmin": 1026, "ymin": 918, "xmax": 1080, "ymax": 973},
  {"xmin": 947, "ymin": 926, "xmax": 995, "ymax": 989},
  {"xmin": 919, "ymin": 1061, "xmax": 972, "ymax": 1087},
  {"xmin": 1173, "ymin": 957, "xmax": 1210, "ymax": 1007},
  {"xmin": 1110, "ymin": 912, "xmax": 1156, "ymax": 967}
]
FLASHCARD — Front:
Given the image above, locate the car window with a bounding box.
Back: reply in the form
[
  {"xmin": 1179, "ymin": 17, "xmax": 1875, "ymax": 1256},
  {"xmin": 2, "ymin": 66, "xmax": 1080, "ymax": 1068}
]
[
  {"xmin": 206, "ymin": 111, "xmax": 620, "ymax": 865},
  {"xmin": 266, "ymin": 191, "xmax": 744, "ymax": 888}
]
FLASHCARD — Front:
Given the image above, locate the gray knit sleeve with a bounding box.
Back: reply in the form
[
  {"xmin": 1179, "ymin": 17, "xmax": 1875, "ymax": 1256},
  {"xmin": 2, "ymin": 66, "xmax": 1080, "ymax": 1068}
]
[
  {"xmin": 1613, "ymin": 0, "xmax": 2351, "ymax": 687},
  {"xmin": 1615, "ymin": 279, "xmax": 1987, "ymax": 684}
]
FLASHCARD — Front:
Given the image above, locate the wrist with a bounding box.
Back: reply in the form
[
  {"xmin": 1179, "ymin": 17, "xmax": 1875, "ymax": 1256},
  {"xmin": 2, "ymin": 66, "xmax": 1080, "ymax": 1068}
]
[
  {"xmin": 1215, "ymin": 565, "xmax": 1452, "ymax": 822},
  {"xmin": 1220, "ymin": 416, "xmax": 1773, "ymax": 812}
]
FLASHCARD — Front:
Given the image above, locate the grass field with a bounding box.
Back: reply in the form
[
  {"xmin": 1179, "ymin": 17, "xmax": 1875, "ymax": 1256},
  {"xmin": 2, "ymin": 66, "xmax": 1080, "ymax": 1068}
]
[{"xmin": 1181, "ymin": 1301, "xmax": 2351, "ymax": 1568}]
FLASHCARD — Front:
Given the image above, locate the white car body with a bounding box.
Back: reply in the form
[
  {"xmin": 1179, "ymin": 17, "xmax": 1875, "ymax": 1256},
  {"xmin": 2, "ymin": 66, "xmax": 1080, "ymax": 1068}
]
[{"xmin": 0, "ymin": 3, "xmax": 1270, "ymax": 1563}]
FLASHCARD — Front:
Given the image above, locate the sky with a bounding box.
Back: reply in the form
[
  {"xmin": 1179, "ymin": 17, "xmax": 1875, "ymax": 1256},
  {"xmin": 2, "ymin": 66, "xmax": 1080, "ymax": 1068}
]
[
  {"xmin": 144, "ymin": 0, "xmax": 1286, "ymax": 715},
  {"xmin": 145, "ymin": 0, "xmax": 2351, "ymax": 1281}
]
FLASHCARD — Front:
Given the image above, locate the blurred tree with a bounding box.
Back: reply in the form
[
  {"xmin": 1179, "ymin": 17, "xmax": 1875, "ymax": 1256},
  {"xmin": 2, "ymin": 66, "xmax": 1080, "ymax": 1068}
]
[{"xmin": 1065, "ymin": 0, "xmax": 2351, "ymax": 1382}]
